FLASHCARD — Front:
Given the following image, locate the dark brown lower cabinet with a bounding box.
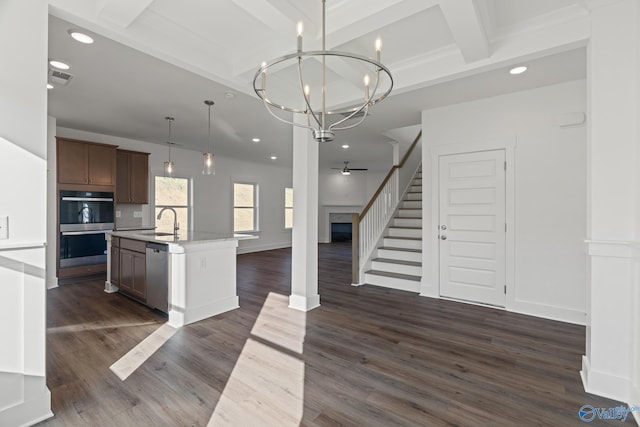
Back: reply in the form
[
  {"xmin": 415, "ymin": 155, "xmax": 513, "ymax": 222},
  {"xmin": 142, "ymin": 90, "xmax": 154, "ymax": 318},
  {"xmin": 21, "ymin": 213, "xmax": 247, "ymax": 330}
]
[{"xmin": 118, "ymin": 239, "xmax": 146, "ymax": 302}]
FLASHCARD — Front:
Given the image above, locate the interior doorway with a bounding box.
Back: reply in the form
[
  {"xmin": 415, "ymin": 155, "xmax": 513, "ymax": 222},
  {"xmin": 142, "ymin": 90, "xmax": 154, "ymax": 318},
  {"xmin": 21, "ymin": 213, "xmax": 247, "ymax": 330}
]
[{"xmin": 438, "ymin": 149, "xmax": 507, "ymax": 307}]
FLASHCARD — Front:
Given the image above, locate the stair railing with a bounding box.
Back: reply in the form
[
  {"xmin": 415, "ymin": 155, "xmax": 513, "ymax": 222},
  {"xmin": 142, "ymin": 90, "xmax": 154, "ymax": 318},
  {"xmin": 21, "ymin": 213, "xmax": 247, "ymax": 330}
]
[{"xmin": 352, "ymin": 131, "xmax": 422, "ymax": 284}]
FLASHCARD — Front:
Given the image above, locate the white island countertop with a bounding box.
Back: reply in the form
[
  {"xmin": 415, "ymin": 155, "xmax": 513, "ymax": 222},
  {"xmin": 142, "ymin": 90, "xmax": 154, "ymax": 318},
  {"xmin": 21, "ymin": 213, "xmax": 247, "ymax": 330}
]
[{"xmin": 109, "ymin": 230, "xmax": 257, "ymax": 248}]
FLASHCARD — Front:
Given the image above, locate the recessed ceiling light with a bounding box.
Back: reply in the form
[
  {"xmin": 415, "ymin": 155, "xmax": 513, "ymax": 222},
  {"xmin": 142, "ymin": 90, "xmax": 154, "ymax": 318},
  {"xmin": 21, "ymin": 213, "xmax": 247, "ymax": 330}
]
[
  {"xmin": 68, "ymin": 30, "xmax": 94, "ymax": 44},
  {"xmin": 341, "ymin": 144, "xmax": 349, "ymax": 149},
  {"xmin": 252, "ymin": 138, "xmax": 260, "ymax": 143},
  {"xmin": 49, "ymin": 60, "xmax": 70, "ymax": 70},
  {"xmin": 47, "ymin": 83, "xmax": 54, "ymax": 89},
  {"xmin": 225, "ymin": 91, "xmax": 236, "ymax": 99},
  {"xmin": 270, "ymin": 156, "xmax": 277, "ymax": 160},
  {"xmin": 509, "ymin": 66, "xmax": 527, "ymax": 75}
]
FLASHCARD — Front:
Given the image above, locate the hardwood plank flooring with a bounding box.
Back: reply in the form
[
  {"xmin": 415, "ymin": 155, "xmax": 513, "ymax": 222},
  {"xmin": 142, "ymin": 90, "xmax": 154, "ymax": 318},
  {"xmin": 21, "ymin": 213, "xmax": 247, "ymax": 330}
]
[{"xmin": 38, "ymin": 243, "xmax": 633, "ymax": 426}]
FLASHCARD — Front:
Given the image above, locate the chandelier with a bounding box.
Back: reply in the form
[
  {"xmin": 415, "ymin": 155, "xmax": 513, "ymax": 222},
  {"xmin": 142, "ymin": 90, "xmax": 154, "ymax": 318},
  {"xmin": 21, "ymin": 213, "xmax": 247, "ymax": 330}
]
[{"xmin": 252, "ymin": 0, "xmax": 393, "ymax": 143}]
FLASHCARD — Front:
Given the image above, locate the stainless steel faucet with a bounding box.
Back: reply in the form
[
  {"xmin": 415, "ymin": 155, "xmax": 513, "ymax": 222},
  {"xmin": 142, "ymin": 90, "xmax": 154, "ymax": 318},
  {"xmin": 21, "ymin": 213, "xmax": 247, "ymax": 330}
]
[{"xmin": 157, "ymin": 207, "xmax": 179, "ymax": 236}]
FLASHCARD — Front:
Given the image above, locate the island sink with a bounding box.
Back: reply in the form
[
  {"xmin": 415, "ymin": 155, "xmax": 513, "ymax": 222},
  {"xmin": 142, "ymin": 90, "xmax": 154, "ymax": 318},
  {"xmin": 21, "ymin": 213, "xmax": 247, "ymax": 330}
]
[{"xmin": 139, "ymin": 231, "xmax": 175, "ymax": 236}]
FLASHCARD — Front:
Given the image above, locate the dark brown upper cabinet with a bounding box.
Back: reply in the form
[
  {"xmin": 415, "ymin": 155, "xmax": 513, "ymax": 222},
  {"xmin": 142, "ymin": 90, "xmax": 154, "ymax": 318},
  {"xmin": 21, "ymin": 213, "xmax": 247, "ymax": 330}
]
[
  {"xmin": 116, "ymin": 149, "xmax": 149, "ymax": 204},
  {"xmin": 57, "ymin": 138, "xmax": 117, "ymax": 186}
]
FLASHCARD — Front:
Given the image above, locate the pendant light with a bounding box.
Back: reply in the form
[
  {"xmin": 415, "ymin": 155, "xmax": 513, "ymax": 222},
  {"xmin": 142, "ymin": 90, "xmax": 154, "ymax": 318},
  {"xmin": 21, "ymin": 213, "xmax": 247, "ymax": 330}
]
[
  {"xmin": 202, "ymin": 100, "xmax": 215, "ymax": 175},
  {"xmin": 164, "ymin": 116, "xmax": 175, "ymax": 176}
]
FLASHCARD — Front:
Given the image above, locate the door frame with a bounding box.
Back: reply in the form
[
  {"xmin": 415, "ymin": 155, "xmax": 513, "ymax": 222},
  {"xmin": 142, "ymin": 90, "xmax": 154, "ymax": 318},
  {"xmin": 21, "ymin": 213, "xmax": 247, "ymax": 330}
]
[{"xmin": 428, "ymin": 136, "xmax": 516, "ymax": 307}]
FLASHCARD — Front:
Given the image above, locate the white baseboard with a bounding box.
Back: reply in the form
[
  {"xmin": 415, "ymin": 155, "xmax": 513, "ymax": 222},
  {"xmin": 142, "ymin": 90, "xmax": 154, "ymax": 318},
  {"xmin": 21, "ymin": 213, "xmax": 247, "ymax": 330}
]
[
  {"xmin": 0, "ymin": 375, "xmax": 52, "ymax": 427},
  {"xmin": 182, "ymin": 296, "xmax": 239, "ymax": 326},
  {"xmin": 236, "ymin": 242, "xmax": 291, "ymax": 254},
  {"xmin": 46, "ymin": 278, "xmax": 58, "ymax": 290},
  {"xmin": 581, "ymin": 356, "xmax": 631, "ymax": 403},
  {"xmin": 508, "ymin": 299, "xmax": 586, "ymax": 325},
  {"xmin": 419, "ymin": 281, "xmax": 438, "ymax": 298},
  {"xmin": 289, "ymin": 294, "xmax": 320, "ymax": 312},
  {"xmin": 104, "ymin": 281, "xmax": 118, "ymax": 293}
]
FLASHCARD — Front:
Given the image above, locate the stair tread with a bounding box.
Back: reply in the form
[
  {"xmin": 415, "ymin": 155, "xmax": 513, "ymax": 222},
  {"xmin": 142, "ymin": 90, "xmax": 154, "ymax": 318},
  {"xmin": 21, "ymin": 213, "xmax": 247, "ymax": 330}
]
[
  {"xmin": 389, "ymin": 226, "xmax": 421, "ymax": 230},
  {"xmin": 379, "ymin": 247, "xmax": 422, "ymax": 253},
  {"xmin": 384, "ymin": 236, "xmax": 421, "ymax": 241},
  {"xmin": 372, "ymin": 258, "xmax": 421, "ymax": 266},
  {"xmin": 365, "ymin": 270, "xmax": 421, "ymax": 281}
]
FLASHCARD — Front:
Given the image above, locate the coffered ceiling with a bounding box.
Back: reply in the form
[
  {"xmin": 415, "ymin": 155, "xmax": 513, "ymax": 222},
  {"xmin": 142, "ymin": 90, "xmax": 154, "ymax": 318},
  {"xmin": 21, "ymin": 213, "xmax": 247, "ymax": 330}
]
[{"xmin": 47, "ymin": 0, "xmax": 588, "ymax": 171}]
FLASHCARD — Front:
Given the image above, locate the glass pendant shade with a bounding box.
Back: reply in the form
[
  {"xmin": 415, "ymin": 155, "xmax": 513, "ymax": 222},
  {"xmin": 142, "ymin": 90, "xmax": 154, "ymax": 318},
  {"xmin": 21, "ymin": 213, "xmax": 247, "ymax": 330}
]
[
  {"xmin": 202, "ymin": 100, "xmax": 215, "ymax": 176},
  {"xmin": 164, "ymin": 160, "xmax": 174, "ymax": 176},
  {"xmin": 164, "ymin": 116, "xmax": 175, "ymax": 176},
  {"xmin": 203, "ymin": 152, "xmax": 215, "ymax": 175}
]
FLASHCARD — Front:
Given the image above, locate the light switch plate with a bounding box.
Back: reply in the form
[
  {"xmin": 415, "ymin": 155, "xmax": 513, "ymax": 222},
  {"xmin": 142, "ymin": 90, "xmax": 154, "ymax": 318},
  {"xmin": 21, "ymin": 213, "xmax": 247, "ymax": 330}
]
[
  {"xmin": 0, "ymin": 216, "xmax": 8, "ymax": 239},
  {"xmin": 133, "ymin": 211, "xmax": 143, "ymax": 218},
  {"xmin": 115, "ymin": 210, "xmax": 121, "ymax": 218}
]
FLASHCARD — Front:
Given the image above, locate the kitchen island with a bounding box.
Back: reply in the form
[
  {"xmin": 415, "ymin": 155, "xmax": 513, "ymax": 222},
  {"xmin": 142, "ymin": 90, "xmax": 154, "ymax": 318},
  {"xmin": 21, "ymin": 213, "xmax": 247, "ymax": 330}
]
[{"xmin": 105, "ymin": 230, "xmax": 256, "ymax": 328}]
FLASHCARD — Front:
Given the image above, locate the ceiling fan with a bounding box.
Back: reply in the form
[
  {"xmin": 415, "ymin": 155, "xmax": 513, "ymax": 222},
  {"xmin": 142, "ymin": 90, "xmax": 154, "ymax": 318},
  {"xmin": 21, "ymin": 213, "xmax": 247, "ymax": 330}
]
[{"xmin": 332, "ymin": 161, "xmax": 368, "ymax": 176}]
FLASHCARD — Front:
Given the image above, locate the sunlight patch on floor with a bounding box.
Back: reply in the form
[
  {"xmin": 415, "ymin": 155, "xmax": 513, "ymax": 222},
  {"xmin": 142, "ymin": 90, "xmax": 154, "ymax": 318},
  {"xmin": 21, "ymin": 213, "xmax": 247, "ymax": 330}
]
[
  {"xmin": 48, "ymin": 320, "xmax": 157, "ymax": 334},
  {"xmin": 109, "ymin": 323, "xmax": 178, "ymax": 381},
  {"xmin": 208, "ymin": 292, "xmax": 307, "ymax": 426}
]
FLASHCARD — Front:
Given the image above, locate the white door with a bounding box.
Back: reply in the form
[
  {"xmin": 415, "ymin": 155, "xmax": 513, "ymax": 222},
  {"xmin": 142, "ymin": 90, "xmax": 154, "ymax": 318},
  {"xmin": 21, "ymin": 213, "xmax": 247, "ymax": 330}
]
[{"xmin": 439, "ymin": 150, "xmax": 506, "ymax": 307}]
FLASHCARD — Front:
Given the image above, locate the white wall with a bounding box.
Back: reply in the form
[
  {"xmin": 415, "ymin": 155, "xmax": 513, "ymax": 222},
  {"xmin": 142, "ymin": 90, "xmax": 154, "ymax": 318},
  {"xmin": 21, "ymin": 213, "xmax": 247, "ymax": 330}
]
[
  {"xmin": 47, "ymin": 116, "xmax": 58, "ymax": 289},
  {"xmin": 0, "ymin": 0, "xmax": 52, "ymax": 424},
  {"xmin": 422, "ymin": 80, "xmax": 587, "ymax": 324},
  {"xmin": 317, "ymin": 170, "xmax": 385, "ymax": 243},
  {"xmin": 55, "ymin": 127, "xmax": 293, "ymax": 254}
]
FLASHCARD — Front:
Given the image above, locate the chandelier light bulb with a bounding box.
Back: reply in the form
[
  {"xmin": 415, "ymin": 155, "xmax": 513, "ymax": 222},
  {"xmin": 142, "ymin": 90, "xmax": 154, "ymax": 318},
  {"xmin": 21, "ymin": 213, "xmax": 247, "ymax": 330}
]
[
  {"xmin": 364, "ymin": 75, "xmax": 370, "ymax": 100},
  {"xmin": 375, "ymin": 38, "xmax": 382, "ymax": 61},
  {"xmin": 297, "ymin": 21, "xmax": 303, "ymax": 52}
]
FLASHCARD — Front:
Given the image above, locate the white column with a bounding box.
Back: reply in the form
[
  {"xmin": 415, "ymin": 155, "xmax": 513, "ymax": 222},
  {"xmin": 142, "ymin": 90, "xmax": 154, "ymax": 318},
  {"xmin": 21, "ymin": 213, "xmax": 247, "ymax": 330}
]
[
  {"xmin": 289, "ymin": 116, "xmax": 320, "ymax": 311},
  {"xmin": 0, "ymin": 0, "xmax": 52, "ymax": 425},
  {"xmin": 582, "ymin": 0, "xmax": 640, "ymax": 406}
]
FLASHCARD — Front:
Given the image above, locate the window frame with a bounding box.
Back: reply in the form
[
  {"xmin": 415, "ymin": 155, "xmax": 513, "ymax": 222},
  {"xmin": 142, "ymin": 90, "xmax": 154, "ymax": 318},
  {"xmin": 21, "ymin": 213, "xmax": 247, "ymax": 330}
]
[
  {"xmin": 233, "ymin": 181, "xmax": 259, "ymax": 233},
  {"xmin": 153, "ymin": 175, "xmax": 193, "ymax": 232}
]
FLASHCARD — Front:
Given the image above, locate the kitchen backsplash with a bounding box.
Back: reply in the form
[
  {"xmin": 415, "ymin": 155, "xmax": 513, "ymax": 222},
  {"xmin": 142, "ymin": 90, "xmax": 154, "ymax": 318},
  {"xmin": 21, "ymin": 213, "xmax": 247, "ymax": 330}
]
[{"xmin": 115, "ymin": 204, "xmax": 144, "ymax": 229}]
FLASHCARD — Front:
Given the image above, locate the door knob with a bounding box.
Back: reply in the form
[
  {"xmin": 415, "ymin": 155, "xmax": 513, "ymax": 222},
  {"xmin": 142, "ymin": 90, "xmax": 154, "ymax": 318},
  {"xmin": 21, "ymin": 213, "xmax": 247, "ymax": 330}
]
[
  {"xmin": 440, "ymin": 235, "xmax": 447, "ymax": 240},
  {"xmin": 440, "ymin": 225, "xmax": 447, "ymax": 230}
]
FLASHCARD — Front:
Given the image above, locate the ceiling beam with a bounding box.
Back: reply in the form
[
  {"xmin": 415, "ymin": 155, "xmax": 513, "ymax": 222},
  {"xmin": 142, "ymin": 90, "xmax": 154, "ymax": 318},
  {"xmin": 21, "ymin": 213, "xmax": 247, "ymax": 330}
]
[
  {"xmin": 325, "ymin": 0, "xmax": 439, "ymax": 49},
  {"xmin": 438, "ymin": 0, "xmax": 490, "ymax": 63},
  {"xmin": 231, "ymin": 0, "xmax": 315, "ymax": 39},
  {"xmin": 96, "ymin": 0, "xmax": 154, "ymax": 28}
]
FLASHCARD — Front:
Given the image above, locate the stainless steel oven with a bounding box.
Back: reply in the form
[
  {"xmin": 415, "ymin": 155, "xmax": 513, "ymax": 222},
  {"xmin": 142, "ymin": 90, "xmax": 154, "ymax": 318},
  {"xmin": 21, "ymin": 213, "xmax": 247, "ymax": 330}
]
[{"xmin": 59, "ymin": 190, "xmax": 114, "ymax": 268}]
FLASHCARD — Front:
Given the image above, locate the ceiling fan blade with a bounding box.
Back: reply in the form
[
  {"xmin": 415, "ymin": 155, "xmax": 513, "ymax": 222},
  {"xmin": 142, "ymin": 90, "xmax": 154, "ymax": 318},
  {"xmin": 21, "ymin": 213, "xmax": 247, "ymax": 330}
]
[{"xmin": 349, "ymin": 168, "xmax": 368, "ymax": 171}]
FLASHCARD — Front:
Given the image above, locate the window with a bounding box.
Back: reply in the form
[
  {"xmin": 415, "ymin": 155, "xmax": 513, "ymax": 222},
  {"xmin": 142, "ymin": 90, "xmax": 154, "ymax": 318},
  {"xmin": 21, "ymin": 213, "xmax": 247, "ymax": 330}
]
[
  {"xmin": 285, "ymin": 187, "xmax": 293, "ymax": 229},
  {"xmin": 155, "ymin": 176, "xmax": 190, "ymax": 232},
  {"xmin": 234, "ymin": 182, "xmax": 258, "ymax": 232}
]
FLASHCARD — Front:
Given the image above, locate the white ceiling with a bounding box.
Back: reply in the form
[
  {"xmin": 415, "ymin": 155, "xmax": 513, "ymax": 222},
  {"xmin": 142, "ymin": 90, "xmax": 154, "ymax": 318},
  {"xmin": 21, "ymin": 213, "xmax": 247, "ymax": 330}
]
[{"xmin": 47, "ymin": 0, "xmax": 588, "ymax": 172}]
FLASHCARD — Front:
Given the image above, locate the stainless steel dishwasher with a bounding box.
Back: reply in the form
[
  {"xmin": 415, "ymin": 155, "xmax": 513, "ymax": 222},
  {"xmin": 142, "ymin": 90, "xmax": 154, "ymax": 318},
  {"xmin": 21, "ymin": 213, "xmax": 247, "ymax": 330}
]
[{"xmin": 145, "ymin": 242, "xmax": 169, "ymax": 313}]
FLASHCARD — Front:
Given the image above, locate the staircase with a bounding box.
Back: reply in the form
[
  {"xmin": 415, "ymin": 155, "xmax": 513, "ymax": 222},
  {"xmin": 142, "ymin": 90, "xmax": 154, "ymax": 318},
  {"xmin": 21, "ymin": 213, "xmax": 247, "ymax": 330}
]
[{"xmin": 363, "ymin": 169, "xmax": 422, "ymax": 292}]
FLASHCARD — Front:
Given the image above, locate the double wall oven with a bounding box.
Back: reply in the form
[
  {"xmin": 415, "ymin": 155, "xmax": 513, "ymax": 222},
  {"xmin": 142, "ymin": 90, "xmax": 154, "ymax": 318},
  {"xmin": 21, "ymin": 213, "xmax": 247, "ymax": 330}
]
[{"xmin": 59, "ymin": 190, "xmax": 114, "ymax": 269}]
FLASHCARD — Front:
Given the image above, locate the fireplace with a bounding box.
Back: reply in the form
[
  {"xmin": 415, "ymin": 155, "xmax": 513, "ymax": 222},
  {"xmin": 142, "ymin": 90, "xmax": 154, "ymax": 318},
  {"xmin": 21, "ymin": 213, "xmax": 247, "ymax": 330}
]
[{"xmin": 331, "ymin": 222, "xmax": 352, "ymax": 242}]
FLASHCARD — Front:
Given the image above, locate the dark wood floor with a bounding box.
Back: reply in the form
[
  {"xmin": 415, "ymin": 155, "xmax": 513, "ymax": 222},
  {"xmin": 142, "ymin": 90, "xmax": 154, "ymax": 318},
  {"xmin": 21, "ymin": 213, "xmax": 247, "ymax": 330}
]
[{"xmin": 39, "ymin": 243, "xmax": 631, "ymax": 426}]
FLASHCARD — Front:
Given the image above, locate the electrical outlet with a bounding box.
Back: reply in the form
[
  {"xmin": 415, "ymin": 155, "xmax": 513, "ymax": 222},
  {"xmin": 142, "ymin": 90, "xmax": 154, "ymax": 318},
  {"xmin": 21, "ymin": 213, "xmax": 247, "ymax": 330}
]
[
  {"xmin": 0, "ymin": 216, "xmax": 8, "ymax": 239},
  {"xmin": 115, "ymin": 210, "xmax": 121, "ymax": 218},
  {"xmin": 133, "ymin": 211, "xmax": 143, "ymax": 218}
]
